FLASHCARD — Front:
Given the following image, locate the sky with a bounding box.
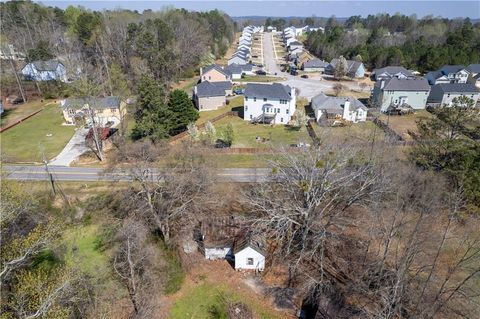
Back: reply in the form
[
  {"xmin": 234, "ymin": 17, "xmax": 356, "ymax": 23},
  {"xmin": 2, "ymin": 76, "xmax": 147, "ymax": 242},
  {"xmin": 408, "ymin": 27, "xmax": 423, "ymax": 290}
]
[{"xmin": 37, "ymin": 1, "xmax": 480, "ymax": 19}]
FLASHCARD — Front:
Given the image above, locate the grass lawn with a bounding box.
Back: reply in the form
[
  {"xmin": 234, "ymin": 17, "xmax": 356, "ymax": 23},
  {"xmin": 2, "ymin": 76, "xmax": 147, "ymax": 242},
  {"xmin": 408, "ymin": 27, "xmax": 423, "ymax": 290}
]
[
  {"xmin": 376, "ymin": 110, "xmax": 433, "ymax": 140},
  {"xmin": 235, "ymin": 76, "xmax": 285, "ymax": 82},
  {"xmin": 63, "ymin": 223, "xmax": 109, "ymax": 277},
  {"xmin": 1, "ymin": 103, "xmax": 75, "ymax": 162},
  {"xmin": 169, "ymin": 282, "xmax": 282, "ymax": 319},
  {"xmin": 208, "ymin": 153, "xmax": 274, "ymax": 168},
  {"xmin": 214, "ymin": 116, "xmax": 311, "ymax": 148},
  {"xmin": 196, "ymin": 96, "xmax": 243, "ymax": 124},
  {"xmin": 311, "ymin": 121, "xmax": 385, "ymax": 143},
  {"xmin": 1, "ymin": 99, "xmax": 55, "ymax": 128}
]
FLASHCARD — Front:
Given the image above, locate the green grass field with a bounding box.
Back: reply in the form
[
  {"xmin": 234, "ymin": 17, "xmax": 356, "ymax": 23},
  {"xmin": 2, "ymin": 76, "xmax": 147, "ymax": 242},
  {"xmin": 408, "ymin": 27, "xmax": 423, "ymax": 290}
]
[
  {"xmin": 1, "ymin": 99, "xmax": 55, "ymax": 128},
  {"xmin": 169, "ymin": 282, "xmax": 281, "ymax": 319},
  {"xmin": 311, "ymin": 121, "xmax": 385, "ymax": 143},
  {"xmin": 1, "ymin": 103, "xmax": 75, "ymax": 162},
  {"xmin": 214, "ymin": 115, "xmax": 311, "ymax": 148}
]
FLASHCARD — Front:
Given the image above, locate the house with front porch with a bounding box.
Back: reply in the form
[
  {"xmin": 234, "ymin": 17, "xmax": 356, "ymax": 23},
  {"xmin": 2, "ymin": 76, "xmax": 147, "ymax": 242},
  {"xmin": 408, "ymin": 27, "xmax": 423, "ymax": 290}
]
[{"xmin": 243, "ymin": 83, "xmax": 296, "ymax": 125}]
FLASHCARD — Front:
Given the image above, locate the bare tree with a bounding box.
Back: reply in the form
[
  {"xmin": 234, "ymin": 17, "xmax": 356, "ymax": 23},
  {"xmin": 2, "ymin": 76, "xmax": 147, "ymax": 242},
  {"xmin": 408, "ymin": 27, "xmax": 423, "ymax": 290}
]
[{"xmin": 332, "ymin": 83, "xmax": 345, "ymax": 97}]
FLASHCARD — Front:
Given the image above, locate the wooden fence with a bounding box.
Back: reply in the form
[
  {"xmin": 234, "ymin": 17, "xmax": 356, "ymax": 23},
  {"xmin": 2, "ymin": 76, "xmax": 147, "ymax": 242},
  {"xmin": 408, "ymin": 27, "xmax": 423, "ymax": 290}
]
[{"xmin": 0, "ymin": 108, "xmax": 44, "ymax": 133}]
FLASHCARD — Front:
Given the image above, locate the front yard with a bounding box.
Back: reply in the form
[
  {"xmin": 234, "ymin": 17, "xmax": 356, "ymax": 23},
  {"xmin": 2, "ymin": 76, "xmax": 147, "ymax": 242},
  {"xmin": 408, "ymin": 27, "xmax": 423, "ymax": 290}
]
[{"xmin": 1, "ymin": 103, "xmax": 75, "ymax": 162}]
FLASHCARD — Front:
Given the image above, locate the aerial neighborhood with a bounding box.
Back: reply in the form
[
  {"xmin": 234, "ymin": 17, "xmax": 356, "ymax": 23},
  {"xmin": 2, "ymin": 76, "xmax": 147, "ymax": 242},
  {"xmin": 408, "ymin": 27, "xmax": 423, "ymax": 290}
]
[{"xmin": 1, "ymin": 1, "xmax": 480, "ymax": 318}]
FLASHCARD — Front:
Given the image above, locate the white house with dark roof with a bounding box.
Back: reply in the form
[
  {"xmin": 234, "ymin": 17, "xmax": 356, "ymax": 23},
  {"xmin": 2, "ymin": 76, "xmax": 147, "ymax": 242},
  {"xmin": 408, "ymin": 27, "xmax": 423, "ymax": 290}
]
[
  {"xmin": 427, "ymin": 83, "xmax": 480, "ymax": 107},
  {"xmin": 244, "ymin": 83, "xmax": 296, "ymax": 124},
  {"xmin": 233, "ymin": 233, "xmax": 266, "ymax": 271},
  {"xmin": 372, "ymin": 66, "xmax": 415, "ymax": 81},
  {"xmin": 311, "ymin": 93, "xmax": 368, "ymax": 123},
  {"xmin": 372, "ymin": 77, "xmax": 431, "ymax": 112},
  {"xmin": 21, "ymin": 59, "xmax": 67, "ymax": 82},
  {"xmin": 224, "ymin": 63, "xmax": 254, "ymax": 79},
  {"xmin": 427, "ymin": 65, "xmax": 470, "ymax": 85},
  {"xmin": 193, "ymin": 81, "xmax": 232, "ymax": 111}
]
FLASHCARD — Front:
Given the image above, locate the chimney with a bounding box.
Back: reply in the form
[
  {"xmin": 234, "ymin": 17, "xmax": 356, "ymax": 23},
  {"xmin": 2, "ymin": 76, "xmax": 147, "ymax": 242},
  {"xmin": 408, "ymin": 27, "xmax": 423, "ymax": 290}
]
[{"xmin": 343, "ymin": 100, "xmax": 351, "ymax": 119}]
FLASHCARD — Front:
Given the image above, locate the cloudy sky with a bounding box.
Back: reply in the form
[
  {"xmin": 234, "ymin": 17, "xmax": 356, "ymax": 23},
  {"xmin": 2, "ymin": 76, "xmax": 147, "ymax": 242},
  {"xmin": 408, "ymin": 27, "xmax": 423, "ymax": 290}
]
[{"xmin": 38, "ymin": 1, "xmax": 479, "ymax": 19}]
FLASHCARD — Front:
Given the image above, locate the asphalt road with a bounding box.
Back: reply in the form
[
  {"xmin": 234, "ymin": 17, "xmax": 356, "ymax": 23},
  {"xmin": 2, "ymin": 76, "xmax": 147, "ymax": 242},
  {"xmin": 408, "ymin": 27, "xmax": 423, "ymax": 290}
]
[
  {"xmin": 262, "ymin": 32, "xmax": 372, "ymax": 100},
  {"xmin": 2, "ymin": 165, "xmax": 271, "ymax": 183}
]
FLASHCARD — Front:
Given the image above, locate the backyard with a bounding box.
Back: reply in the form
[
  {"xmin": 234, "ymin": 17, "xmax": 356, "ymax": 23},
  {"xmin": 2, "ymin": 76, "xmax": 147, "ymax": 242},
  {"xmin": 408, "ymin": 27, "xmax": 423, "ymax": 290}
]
[
  {"xmin": 375, "ymin": 110, "xmax": 433, "ymax": 140},
  {"xmin": 1, "ymin": 103, "xmax": 75, "ymax": 162},
  {"xmin": 311, "ymin": 120, "xmax": 386, "ymax": 143},
  {"xmin": 1, "ymin": 99, "xmax": 55, "ymax": 128}
]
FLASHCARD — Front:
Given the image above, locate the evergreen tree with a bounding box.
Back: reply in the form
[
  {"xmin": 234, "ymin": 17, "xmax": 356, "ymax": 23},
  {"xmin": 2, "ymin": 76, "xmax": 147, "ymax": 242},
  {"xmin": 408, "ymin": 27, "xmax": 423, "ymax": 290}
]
[
  {"xmin": 167, "ymin": 90, "xmax": 199, "ymax": 135},
  {"xmin": 131, "ymin": 75, "xmax": 170, "ymax": 141}
]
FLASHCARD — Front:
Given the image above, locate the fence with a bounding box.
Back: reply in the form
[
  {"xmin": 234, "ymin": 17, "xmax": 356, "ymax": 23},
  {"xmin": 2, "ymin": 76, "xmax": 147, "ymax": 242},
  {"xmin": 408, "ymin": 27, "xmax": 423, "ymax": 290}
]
[
  {"xmin": 0, "ymin": 108, "xmax": 44, "ymax": 133},
  {"xmin": 169, "ymin": 111, "xmax": 240, "ymax": 144}
]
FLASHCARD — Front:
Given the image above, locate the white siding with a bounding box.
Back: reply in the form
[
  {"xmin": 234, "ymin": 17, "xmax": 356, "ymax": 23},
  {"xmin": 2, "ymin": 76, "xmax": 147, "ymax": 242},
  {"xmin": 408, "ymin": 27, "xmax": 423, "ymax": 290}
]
[
  {"xmin": 234, "ymin": 247, "xmax": 265, "ymax": 271},
  {"xmin": 243, "ymin": 90, "xmax": 296, "ymax": 125},
  {"xmin": 205, "ymin": 247, "xmax": 232, "ymax": 260}
]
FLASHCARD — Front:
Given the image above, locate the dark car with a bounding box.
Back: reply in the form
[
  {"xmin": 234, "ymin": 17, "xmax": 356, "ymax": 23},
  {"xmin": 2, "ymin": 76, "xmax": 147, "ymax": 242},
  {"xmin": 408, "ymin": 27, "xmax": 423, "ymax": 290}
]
[
  {"xmin": 301, "ymin": 74, "xmax": 309, "ymax": 79},
  {"xmin": 233, "ymin": 89, "xmax": 244, "ymax": 95},
  {"xmin": 256, "ymin": 70, "xmax": 267, "ymax": 76}
]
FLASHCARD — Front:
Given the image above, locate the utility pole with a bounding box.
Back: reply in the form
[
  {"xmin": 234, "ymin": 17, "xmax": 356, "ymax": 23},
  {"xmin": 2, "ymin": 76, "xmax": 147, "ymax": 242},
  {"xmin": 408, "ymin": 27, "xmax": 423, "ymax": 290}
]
[
  {"xmin": 43, "ymin": 154, "xmax": 56, "ymax": 196},
  {"xmin": 88, "ymin": 103, "xmax": 104, "ymax": 161}
]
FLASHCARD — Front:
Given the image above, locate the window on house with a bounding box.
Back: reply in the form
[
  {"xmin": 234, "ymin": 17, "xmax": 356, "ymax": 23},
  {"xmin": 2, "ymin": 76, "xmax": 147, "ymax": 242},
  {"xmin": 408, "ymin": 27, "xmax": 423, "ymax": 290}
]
[
  {"xmin": 247, "ymin": 258, "xmax": 254, "ymax": 265},
  {"xmin": 263, "ymin": 98, "xmax": 267, "ymax": 102},
  {"xmin": 286, "ymin": 109, "xmax": 289, "ymax": 114},
  {"xmin": 277, "ymin": 108, "xmax": 280, "ymax": 113},
  {"xmin": 245, "ymin": 97, "xmax": 248, "ymax": 101},
  {"xmin": 110, "ymin": 108, "xmax": 117, "ymax": 113},
  {"xmin": 245, "ymin": 105, "xmax": 248, "ymax": 111},
  {"xmin": 254, "ymin": 97, "xmax": 257, "ymax": 102},
  {"xmin": 250, "ymin": 114, "xmax": 252, "ymax": 119},
  {"xmin": 281, "ymin": 117, "xmax": 283, "ymax": 122}
]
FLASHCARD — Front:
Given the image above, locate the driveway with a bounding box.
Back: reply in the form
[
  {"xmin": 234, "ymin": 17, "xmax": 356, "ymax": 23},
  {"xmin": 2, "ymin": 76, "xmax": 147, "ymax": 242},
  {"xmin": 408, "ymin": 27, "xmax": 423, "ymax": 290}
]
[
  {"xmin": 261, "ymin": 33, "xmax": 372, "ymax": 100},
  {"xmin": 49, "ymin": 127, "xmax": 89, "ymax": 166}
]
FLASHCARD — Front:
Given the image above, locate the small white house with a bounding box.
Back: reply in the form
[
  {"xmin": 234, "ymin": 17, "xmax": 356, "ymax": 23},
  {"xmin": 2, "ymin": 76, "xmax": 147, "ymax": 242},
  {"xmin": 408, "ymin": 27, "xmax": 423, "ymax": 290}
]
[
  {"xmin": 234, "ymin": 237, "xmax": 266, "ymax": 271},
  {"xmin": 244, "ymin": 83, "xmax": 296, "ymax": 125}
]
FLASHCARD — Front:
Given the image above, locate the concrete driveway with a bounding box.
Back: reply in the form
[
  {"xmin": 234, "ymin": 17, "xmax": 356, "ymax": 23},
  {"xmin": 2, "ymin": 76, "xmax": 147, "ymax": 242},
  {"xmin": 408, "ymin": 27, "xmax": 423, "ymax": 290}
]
[{"xmin": 49, "ymin": 127, "xmax": 89, "ymax": 166}]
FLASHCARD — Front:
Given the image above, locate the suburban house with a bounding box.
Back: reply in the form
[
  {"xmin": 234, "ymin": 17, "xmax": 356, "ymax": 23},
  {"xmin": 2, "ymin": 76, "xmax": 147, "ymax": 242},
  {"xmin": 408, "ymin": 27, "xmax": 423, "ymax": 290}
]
[
  {"xmin": 302, "ymin": 58, "xmax": 329, "ymax": 73},
  {"xmin": 200, "ymin": 64, "xmax": 231, "ymax": 82},
  {"xmin": 60, "ymin": 96, "xmax": 126, "ymax": 126},
  {"xmin": 243, "ymin": 83, "xmax": 296, "ymax": 124},
  {"xmin": 426, "ymin": 65, "xmax": 470, "ymax": 85},
  {"xmin": 228, "ymin": 53, "xmax": 248, "ymax": 65},
  {"xmin": 372, "ymin": 77, "xmax": 431, "ymax": 112},
  {"xmin": 21, "ymin": 59, "xmax": 67, "ymax": 82},
  {"xmin": 372, "ymin": 66, "xmax": 415, "ymax": 81},
  {"xmin": 224, "ymin": 63, "xmax": 254, "ymax": 79},
  {"xmin": 326, "ymin": 59, "xmax": 365, "ymax": 78},
  {"xmin": 193, "ymin": 81, "xmax": 232, "ymax": 111},
  {"xmin": 427, "ymin": 83, "xmax": 480, "ymax": 107},
  {"xmin": 288, "ymin": 41, "xmax": 303, "ymax": 52},
  {"xmin": 311, "ymin": 93, "xmax": 368, "ymax": 124}
]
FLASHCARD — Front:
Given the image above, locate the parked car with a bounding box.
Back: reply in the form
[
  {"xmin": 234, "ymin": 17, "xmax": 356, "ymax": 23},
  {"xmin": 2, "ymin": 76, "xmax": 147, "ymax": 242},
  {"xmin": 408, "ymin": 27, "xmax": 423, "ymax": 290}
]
[
  {"xmin": 233, "ymin": 89, "xmax": 244, "ymax": 95},
  {"xmin": 256, "ymin": 70, "xmax": 267, "ymax": 76},
  {"xmin": 290, "ymin": 70, "xmax": 298, "ymax": 76},
  {"xmin": 301, "ymin": 74, "xmax": 309, "ymax": 79}
]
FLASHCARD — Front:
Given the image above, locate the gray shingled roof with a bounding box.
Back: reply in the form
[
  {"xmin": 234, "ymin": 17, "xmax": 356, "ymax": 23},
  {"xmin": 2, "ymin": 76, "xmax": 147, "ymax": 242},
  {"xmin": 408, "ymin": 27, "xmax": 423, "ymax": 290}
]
[
  {"xmin": 289, "ymin": 41, "xmax": 303, "ymax": 46},
  {"xmin": 381, "ymin": 77, "xmax": 430, "ymax": 91},
  {"xmin": 329, "ymin": 59, "xmax": 363, "ymax": 76},
  {"xmin": 245, "ymin": 83, "xmax": 292, "ymax": 100},
  {"xmin": 195, "ymin": 81, "xmax": 231, "ymax": 98},
  {"xmin": 62, "ymin": 96, "xmax": 121, "ymax": 110},
  {"xmin": 440, "ymin": 65, "xmax": 467, "ymax": 75},
  {"xmin": 202, "ymin": 64, "xmax": 229, "ymax": 77},
  {"xmin": 373, "ymin": 66, "xmax": 413, "ymax": 79},
  {"xmin": 303, "ymin": 58, "xmax": 328, "ymax": 68},
  {"xmin": 426, "ymin": 70, "xmax": 445, "ymax": 80},
  {"xmin": 224, "ymin": 63, "xmax": 253, "ymax": 75},
  {"xmin": 311, "ymin": 93, "xmax": 367, "ymax": 113},
  {"xmin": 432, "ymin": 83, "xmax": 479, "ymax": 93},
  {"xmin": 467, "ymin": 64, "xmax": 480, "ymax": 74},
  {"xmin": 32, "ymin": 59, "xmax": 63, "ymax": 72}
]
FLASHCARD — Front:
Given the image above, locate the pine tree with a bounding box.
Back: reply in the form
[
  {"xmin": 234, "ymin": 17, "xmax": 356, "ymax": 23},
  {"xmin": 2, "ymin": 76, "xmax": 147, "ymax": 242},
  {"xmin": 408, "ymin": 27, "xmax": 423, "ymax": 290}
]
[{"xmin": 167, "ymin": 90, "xmax": 199, "ymax": 135}]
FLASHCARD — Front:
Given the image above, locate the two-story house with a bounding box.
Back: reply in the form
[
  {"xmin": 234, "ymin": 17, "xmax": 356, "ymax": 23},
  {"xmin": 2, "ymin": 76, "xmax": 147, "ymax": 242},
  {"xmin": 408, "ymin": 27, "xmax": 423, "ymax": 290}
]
[
  {"xmin": 243, "ymin": 83, "xmax": 296, "ymax": 125},
  {"xmin": 426, "ymin": 65, "xmax": 470, "ymax": 85},
  {"xmin": 372, "ymin": 77, "xmax": 431, "ymax": 112},
  {"xmin": 427, "ymin": 83, "xmax": 480, "ymax": 107},
  {"xmin": 372, "ymin": 66, "xmax": 415, "ymax": 81},
  {"xmin": 61, "ymin": 96, "xmax": 126, "ymax": 126},
  {"xmin": 21, "ymin": 59, "xmax": 67, "ymax": 82},
  {"xmin": 200, "ymin": 64, "xmax": 231, "ymax": 82},
  {"xmin": 193, "ymin": 81, "xmax": 232, "ymax": 111}
]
